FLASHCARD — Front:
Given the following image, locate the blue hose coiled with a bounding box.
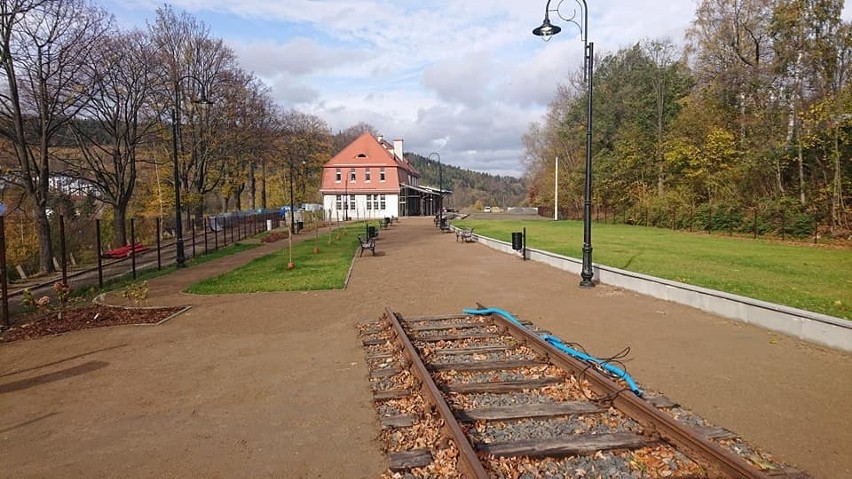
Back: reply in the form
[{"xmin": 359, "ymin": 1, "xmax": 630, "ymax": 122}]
[{"xmin": 463, "ymin": 307, "xmax": 643, "ymax": 396}]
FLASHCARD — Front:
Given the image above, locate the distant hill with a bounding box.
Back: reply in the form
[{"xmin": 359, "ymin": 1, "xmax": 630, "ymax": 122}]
[{"xmin": 406, "ymin": 153, "xmax": 527, "ymax": 210}]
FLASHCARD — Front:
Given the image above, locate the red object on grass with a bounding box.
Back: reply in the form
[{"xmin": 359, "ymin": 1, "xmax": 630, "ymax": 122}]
[{"xmin": 102, "ymin": 243, "xmax": 150, "ymax": 259}]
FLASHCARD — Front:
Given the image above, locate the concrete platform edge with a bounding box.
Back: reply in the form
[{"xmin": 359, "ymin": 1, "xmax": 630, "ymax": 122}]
[{"xmin": 471, "ymin": 233, "xmax": 852, "ymax": 353}]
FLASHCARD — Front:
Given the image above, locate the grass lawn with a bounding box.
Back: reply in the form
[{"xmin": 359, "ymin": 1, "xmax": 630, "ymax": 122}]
[
  {"xmin": 186, "ymin": 224, "xmax": 365, "ymax": 294},
  {"xmin": 455, "ymin": 219, "xmax": 852, "ymax": 320}
]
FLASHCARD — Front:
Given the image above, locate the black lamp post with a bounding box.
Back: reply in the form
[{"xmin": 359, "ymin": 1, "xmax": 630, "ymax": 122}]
[
  {"xmin": 171, "ymin": 75, "xmax": 212, "ymax": 268},
  {"xmin": 533, "ymin": 0, "xmax": 595, "ymax": 287},
  {"xmin": 429, "ymin": 152, "xmax": 442, "ymax": 216},
  {"xmin": 0, "ymin": 202, "xmax": 8, "ymax": 330}
]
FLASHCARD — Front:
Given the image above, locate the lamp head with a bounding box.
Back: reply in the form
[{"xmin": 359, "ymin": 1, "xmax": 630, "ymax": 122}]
[
  {"xmin": 533, "ymin": 16, "xmax": 561, "ymax": 42},
  {"xmin": 194, "ymin": 85, "xmax": 214, "ymax": 106}
]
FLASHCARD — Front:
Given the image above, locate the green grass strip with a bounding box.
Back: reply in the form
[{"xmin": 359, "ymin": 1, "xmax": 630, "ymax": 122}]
[
  {"xmin": 186, "ymin": 224, "xmax": 367, "ymax": 294},
  {"xmin": 456, "ymin": 219, "xmax": 852, "ymax": 320}
]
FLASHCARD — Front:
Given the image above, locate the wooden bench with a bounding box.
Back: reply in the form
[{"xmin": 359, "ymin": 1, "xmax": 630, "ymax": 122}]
[
  {"xmin": 456, "ymin": 228, "xmax": 475, "ymax": 243},
  {"xmin": 102, "ymin": 242, "xmax": 150, "ymax": 258},
  {"xmin": 357, "ymin": 235, "xmax": 376, "ymax": 256}
]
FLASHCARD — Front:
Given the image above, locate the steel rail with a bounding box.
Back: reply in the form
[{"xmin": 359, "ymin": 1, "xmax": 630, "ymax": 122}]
[
  {"xmin": 476, "ymin": 303, "xmax": 770, "ymax": 479},
  {"xmin": 384, "ymin": 306, "xmax": 490, "ymax": 479}
]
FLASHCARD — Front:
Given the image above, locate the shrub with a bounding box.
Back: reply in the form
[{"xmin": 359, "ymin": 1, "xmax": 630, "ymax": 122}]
[{"xmin": 261, "ymin": 232, "xmax": 288, "ymax": 243}]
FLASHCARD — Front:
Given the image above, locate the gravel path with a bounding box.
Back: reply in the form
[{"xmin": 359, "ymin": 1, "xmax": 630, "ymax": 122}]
[{"xmin": 1, "ymin": 217, "xmax": 850, "ymax": 478}]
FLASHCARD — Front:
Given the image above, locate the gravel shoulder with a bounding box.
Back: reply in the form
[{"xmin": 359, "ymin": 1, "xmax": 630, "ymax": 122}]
[{"xmin": 1, "ymin": 218, "xmax": 850, "ymax": 478}]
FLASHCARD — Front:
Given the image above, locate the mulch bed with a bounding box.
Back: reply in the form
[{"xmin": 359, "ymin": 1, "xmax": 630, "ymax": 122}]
[{"xmin": 1, "ymin": 304, "xmax": 186, "ymax": 343}]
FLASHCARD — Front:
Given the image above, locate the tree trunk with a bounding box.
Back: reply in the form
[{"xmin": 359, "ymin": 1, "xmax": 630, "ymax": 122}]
[
  {"xmin": 35, "ymin": 208, "xmax": 54, "ymax": 274},
  {"xmin": 261, "ymin": 158, "xmax": 267, "ymax": 209},
  {"xmin": 114, "ymin": 208, "xmax": 127, "ymax": 246},
  {"xmin": 797, "ymin": 132, "xmax": 806, "ymax": 205},
  {"xmin": 249, "ymin": 161, "xmax": 257, "ymax": 209}
]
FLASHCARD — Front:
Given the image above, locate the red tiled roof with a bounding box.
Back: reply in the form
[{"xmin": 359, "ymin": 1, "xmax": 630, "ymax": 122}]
[{"xmin": 320, "ymin": 132, "xmax": 419, "ymax": 194}]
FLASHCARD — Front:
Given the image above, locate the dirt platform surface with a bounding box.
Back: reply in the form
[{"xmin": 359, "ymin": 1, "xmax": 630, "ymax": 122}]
[{"xmin": 2, "ymin": 217, "xmax": 850, "ymax": 478}]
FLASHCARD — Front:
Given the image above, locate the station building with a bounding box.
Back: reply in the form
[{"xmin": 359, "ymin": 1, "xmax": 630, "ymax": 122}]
[{"xmin": 320, "ymin": 132, "xmax": 443, "ymax": 219}]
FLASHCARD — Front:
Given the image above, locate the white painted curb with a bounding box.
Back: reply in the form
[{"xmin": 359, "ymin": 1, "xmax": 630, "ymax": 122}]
[{"xmin": 468, "ymin": 231, "xmax": 852, "ymax": 353}]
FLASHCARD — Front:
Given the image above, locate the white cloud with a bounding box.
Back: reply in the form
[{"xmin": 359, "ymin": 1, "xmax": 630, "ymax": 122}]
[{"xmin": 99, "ymin": 0, "xmax": 755, "ymax": 177}]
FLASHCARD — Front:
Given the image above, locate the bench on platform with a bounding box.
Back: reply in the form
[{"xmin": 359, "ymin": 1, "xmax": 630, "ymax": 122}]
[
  {"xmin": 102, "ymin": 242, "xmax": 150, "ymax": 258},
  {"xmin": 456, "ymin": 228, "xmax": 475, "ymax": 243},
  {"xmin": 357, "ymin": 234, "xmax": 376, "ymax": 256}
]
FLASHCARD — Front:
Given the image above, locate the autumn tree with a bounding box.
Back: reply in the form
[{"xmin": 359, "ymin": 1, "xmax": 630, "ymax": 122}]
[
  {"xmin": 149, "ymin": 4, "xmax": 240, "ymax": 227},
  {"xmin": 332, "ymin": 122, "xmax": 379, "ymax": 154},
  {"xmin": 275, "ymin": 110, "xmax": 332, "ymax": 214},
  {"xmin": 0, "ymin": 0, "xmax": 111, "ymax": 273},
  {"xmin": 65, "ymin": 29, "xmax": 159, "ymax": 245}
]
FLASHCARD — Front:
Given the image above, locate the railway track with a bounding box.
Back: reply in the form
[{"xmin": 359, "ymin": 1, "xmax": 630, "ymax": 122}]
[{"xmin": 358, "ymin": 305, "xmax": 809, "ymax": 478}]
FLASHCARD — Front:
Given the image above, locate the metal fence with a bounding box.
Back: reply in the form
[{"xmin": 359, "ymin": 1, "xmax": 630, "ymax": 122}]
[{"xmin": 0, "ymin": 210, "xmax": 284, "ymax": 328}]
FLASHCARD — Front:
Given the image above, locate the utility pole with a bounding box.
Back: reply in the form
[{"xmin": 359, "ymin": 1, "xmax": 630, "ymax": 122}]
[{"xmin": 554, "ymin": 156, "xmax": 559, "ymax": 221}]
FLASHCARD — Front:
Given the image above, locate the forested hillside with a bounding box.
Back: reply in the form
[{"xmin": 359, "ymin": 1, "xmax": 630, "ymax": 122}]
[
  {"xmin": 523, "ymin": 0, "xmax": 851, "ymax": 238},
  {"xmin": 406, "ymin": 153, "xmax": 527, "ymax": 210}
]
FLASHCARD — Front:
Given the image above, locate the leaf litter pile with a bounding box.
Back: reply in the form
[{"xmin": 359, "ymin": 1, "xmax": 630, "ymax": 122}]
[
  {"xmin": 1, "ymin": 304, "xmax": 185, "ymax": 343},
  {"xmin": 358, "ymin": 320, "xmax": 464, "ymax": 478}
]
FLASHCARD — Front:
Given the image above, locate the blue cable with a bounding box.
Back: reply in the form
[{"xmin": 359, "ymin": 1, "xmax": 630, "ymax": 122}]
[{"xmin": 463, "ymin": 307, "xmax": 643, "ymax": 396}]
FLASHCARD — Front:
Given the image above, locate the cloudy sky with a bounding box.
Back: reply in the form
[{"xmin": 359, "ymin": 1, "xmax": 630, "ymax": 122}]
[{"xmin": 99, "ymin": 1, "xmax": 849, "ymax": 178}]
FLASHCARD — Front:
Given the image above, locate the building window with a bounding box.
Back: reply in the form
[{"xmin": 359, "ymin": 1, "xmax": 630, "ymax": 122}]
[
  {"xmin": 365, "ymin": 168, "xmax": 371, "ymax": 182},
  {"xmin": 380, "ymin": 194, "xmax": 386, "ymax": 209},
  {"xmin": 349, "ymin": 194, "xmax": 355, "ymax": 210},
  {"xmin": 335, "ymin": 168, "xmax": 341, "ymax": 182},
  {"xmin": 371, "ymin": 195, "xmax": 378, "ymax": 210},
  {"xmin": 380, "ymin": 168, "xmax": 386, "ymax": 182},
  {"xmin": 335, "ymin": 195, "xmax": 342, "ymax": 210},
  {"xmin": 349, "ymin": 168, "xmax": 356, "ymax": 182},
  {"xmin": 366, "ymin": 194, "xmax": 373, "ymax": 210}
]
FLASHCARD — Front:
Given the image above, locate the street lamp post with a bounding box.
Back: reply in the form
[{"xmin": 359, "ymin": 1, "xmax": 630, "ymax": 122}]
[
  {"xmin": 429, "ymin": 152, "xmax": 442, "ymax": 218},
  {"xmin": 533, "ymin": 0, "xmax": 595, "ymax": 288},
  {"xmin": 171, "ymin": 75, "xmax": 212, "ymax": 268},
  {"xmin": 0, "ymin": 202, "xmax": 8, "ymax": 330}
]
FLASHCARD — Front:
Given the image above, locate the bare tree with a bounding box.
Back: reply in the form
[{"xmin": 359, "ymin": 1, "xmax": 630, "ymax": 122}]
[
  {"xmin": 0, "ymin": 0, "xmax": 111, "ymax": 274},
  {"xmin": 65, "ymin": 29, "xmax": 160, "ymax": 245},
  {"xmin": 332, "ymin": 122, "xmax": 379, "ymax": 154},
  {"xmin": 149, "ymin": 4, "xmax": 239, "ymax": 226},
  {"xmin": 276, "ymin": 110, "xmax": 332, "ymax": 214}
]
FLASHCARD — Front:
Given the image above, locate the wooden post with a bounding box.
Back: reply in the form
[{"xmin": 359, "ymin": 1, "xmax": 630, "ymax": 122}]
[
  {"xmin": 156, "ymin": 217, "xmax": 162, "ymax": 270},
  {"xmin": 0, "ymin": 215, "xmax": 9, "ymax": 330},
  {"xmin": 96, "ymin": 219, "xmax": 103, "ymax": 288},
  {"xmin": 59, "ymin": 215, "xmax": 68, "ymax": 286},
  {"xmin": 130, "ymin": 218, "xmax": 137, "ymax": 280}
]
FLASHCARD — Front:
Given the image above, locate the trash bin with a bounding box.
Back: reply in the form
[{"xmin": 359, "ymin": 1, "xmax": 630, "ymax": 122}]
[
  {"xmin": 266, "ymin": 219, "xmax": 273, "ymax": 231},
  {"xmin": 296, "ymin": 221, "xmax": 304, "ymax": 233},
  {"xmin": 511, "ymin": 232, "xmax": 524, "ymax": 251},
  {"xmin": 367, "ymin": 226, "xmax": 377, "ymax": 239}
]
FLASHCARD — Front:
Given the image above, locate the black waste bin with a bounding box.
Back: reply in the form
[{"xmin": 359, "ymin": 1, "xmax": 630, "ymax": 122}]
[
  {"xmin": 296, "ymin": 221, "xmax": 304, "ymax": 233},
  {"xmin": 511, "ymin": 231, "xmax": 524, "ymax": 251},
  {"xmin": 368, "ymin": 225, "xmax": 377, "ymax": 239}
]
